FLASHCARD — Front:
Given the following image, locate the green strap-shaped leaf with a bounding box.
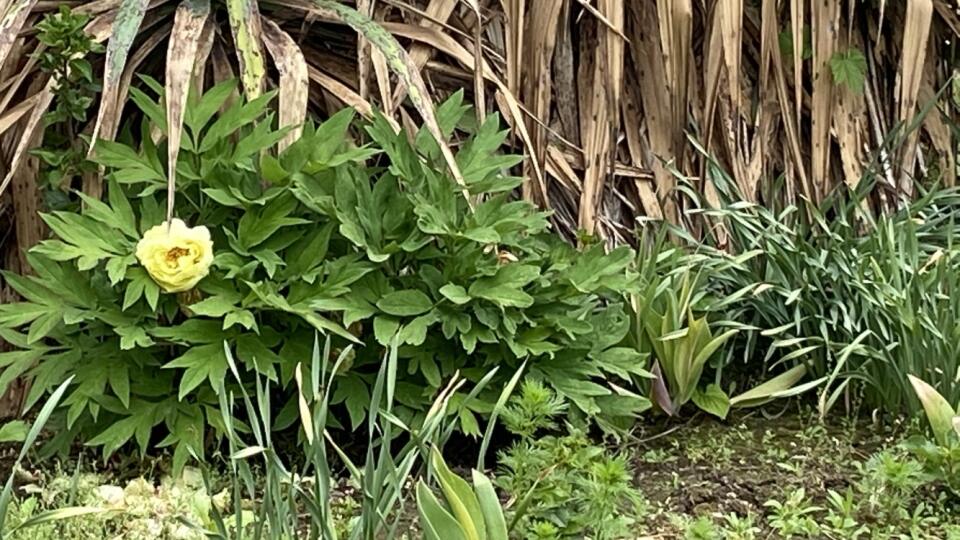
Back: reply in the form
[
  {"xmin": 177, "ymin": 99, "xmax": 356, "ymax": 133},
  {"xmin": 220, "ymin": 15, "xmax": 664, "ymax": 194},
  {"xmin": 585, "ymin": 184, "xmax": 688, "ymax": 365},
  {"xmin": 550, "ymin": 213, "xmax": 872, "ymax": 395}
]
[
  {"xmin": 90, "ymin": 0, "xmax": 150, "ymax": 148},
  {"xmin": 471, "ymin": 470, "xmax": 508, "ymax": 540},
  {"xmin": 730, "ymin": 364, "xmax": 809, "ymax": 408},
  {"xmin": 8, "ymin": 507, "xmax": 112, "ymax": 533},
  {"xmin": 165, "ymin": 0, "xmax": 211, "ymax": 222},
  {"xmin": 478, "ymin": 362, "xmax": 525, "ymax": 471},
  {"xmin": 0, "ymin": 376, "xmax": 74, "ymax": 532},
  {"xmin": 431, "ymin": 446, "xmax": 484, "ymax": 540},
  {"xmin": 417, "ymin": 480, "xmax": 468, "ymax": 540},
  {"xmin": 908, "ymin": 375, "xmax": 958, "ymax": 446},
  {"xmin": 226, "ymin": 0, "xmax": 266, "ymax": 100}
]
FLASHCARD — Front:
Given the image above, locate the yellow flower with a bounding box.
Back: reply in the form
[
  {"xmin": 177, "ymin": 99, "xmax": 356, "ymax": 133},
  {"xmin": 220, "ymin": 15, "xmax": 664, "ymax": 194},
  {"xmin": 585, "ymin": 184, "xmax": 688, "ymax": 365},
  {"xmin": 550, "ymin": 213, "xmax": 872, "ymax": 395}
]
[{"xmin": 135, "ymin": 219, "xmax": 214, "ymax": 293}]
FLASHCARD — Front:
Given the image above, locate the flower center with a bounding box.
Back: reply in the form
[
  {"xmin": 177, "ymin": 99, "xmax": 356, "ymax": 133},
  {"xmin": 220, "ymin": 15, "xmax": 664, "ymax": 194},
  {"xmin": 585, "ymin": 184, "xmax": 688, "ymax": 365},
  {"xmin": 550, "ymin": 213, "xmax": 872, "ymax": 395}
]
[{"xmin": 166, "ymin": 246, "xmax": 190, "ymax": 263}]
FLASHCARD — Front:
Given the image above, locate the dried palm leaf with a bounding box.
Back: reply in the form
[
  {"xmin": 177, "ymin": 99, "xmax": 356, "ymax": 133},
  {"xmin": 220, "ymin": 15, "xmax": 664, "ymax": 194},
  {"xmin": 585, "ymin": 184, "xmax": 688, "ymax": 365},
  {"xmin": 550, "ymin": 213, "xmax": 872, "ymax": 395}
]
[
  {"xmin": 262, "ymin": 18, "xmax": 309, "ymax": 152},
  {"xmin": 719, "ymin": 0, "xmax": 742, "ymax": 114},
  {"xmin": 768, "ymin": 0, "xmax": 809, "ymax": 199},
  {"xmin": 0, "ymin": 0, "xmax": 39, "ymax": 76},
  {"xmin": 0, "ymin": 80, "xmax": 53, "ymax": 198},
  {"xmin": 165, "ymin": 0, "xmax": 209, "ymax": 222},
  {"xmin": 0, "ymin": 94, "xmax": 39, "ymax": 139},
  {"xmin": 388, "ymin": 0, "xmax": 458, "ymax": 111},
  {"xmin": 577, "ymin": 0, "xmax": 623, "ymax": 235},
  {"xmin": 356, "ymin": 0, "xmax": 372, "ymax": 101},
  {"xmin": 462, "ymin": 0, "xmax": 484, "ymax": 124},
  {"xmin": 626, "ymin": 2, "xmax": 672, "ymax": 221},
  {"xmin": 656, "ymin": 0, "xmax": 691, "ymax": 154},
  {"xmin": 192, "ymin": 17, "xmax": 215, "ymax": 93},
  {"xmin": 811, "ymin": 0, "xmax": 840, "ymax": 199},
  {"xmin": 225, "ymin": 0, "xmax": 265, "ymax": 100},
  {"xmin": 897, "ymin": 0, "xmax": 933, "ymax": 197},
  {"xmin": 834, "ymin": 31, "xmax": 866, "ymax": 195},
  {"xmin": 89, "ymin": 0, "xmax": 151, "ymax": 150},
  {"xmin": 791, "ymin": 0, "xmax": 804, "ymax": 128},
  {"xmin": 553, "ymin": 1, "xmax": 578, "ymax": 145},
  {"xmin": 500, "ymin": 0, "xmax": 523, "ymax": 99},
  {"xmin": 521, "ymin": 0, "xmax": 562, "ymax": 203}
]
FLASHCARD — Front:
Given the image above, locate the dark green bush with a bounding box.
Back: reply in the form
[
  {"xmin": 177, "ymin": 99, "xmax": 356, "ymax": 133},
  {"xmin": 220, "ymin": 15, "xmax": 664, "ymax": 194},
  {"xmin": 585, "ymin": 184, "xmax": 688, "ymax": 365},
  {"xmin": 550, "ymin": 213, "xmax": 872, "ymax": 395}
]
[{"xmin": 0, "ymin": 83, "xmax": 648, "ymax": 465}]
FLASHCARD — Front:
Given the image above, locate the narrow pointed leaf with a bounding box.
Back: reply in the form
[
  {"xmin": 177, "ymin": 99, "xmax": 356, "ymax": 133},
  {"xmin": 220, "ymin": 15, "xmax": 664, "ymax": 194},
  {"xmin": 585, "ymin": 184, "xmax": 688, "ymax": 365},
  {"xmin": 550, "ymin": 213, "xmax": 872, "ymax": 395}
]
[
  {"xmin": 908, "ymin": 374, "xmax": 957, "ymax": 446},
  {"xmin": 472, "ymin": 470, "xmax": 508, "ymax": 540},
  {"xmin": 417, "ymin": 480, "xmax": 468, "ymax": 540},
  {"xmin": 731, "ymin": 365, "xmax": 809, "ymax": 407},
  {"xmin": 9, "ymin": 507, "xmax": 112, "ymax": 532},
  {"xmin": 0, "ymin": 376, "xmax": 74, "ymax": 532},
  {"xmin": 431, "ymin": 446, "xmax": 484, "ymax": 540}
]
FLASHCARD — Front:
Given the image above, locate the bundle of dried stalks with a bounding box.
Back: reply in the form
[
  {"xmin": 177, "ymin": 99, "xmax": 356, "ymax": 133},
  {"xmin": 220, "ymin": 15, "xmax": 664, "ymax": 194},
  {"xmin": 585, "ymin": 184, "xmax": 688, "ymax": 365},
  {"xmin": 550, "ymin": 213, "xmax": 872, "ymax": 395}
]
[{"xmin": 0, "ymin": 0, "xmax": 957, "ymax": 258}]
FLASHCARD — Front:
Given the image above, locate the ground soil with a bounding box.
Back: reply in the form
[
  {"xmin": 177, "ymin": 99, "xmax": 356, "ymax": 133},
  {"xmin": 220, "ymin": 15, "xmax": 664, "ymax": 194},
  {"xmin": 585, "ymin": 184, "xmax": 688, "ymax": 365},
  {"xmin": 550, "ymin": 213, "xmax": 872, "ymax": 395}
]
[{"xmin": 630, "ymin": 409, "xmax": 897, "ymax": 532}]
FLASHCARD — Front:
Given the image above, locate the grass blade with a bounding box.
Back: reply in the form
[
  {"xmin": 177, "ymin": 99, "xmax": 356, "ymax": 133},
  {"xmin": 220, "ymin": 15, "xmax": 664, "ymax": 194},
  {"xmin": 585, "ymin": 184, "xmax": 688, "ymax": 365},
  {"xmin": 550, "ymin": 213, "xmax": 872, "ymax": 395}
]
[
  {"xmin": 477, "ymin": 362, "xmax": 525, "ymax": 471},
  {"xmin": 8, "ymin": 507, "xmax": 112, "ymax": 532},
  {"xmin": 0, "ymin": 375, "xmax": 74, "ymax": 532}
]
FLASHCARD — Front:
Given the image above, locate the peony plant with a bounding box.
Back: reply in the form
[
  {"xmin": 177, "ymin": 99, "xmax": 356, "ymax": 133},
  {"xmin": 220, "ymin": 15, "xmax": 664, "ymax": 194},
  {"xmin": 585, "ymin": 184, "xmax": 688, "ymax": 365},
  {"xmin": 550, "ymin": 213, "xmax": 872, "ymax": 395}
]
[{"xmin": 0, "ymin": 82, "xmax": 646, "ymax": 465}]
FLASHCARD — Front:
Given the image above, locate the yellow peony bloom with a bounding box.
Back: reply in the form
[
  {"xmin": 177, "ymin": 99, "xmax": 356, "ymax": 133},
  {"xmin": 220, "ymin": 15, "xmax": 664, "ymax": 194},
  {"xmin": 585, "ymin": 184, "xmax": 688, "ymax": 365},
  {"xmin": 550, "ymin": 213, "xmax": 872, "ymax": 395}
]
[{"xmin": 135, "ymin": 219, "xmax": 214, "ymax": 293}]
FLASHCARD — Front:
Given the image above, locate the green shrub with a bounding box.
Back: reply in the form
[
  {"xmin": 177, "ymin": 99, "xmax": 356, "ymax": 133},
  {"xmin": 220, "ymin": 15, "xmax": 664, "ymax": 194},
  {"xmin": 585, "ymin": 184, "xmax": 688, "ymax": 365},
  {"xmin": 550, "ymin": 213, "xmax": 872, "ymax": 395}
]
[{"xmin": 0, "ymin": 82, "xmax": 646, "ymax": 465}]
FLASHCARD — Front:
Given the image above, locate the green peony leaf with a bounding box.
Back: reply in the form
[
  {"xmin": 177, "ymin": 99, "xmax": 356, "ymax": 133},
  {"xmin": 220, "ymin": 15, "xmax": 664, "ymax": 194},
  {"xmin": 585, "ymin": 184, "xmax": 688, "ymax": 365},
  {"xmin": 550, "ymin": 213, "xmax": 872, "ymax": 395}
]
[
  {"xmin": 377, "ymin": 290, "xmax": 434, "ymax": 317},
  {"xmin": 439, "ymin": 284, "xmax": 471, "ymax": 305}
]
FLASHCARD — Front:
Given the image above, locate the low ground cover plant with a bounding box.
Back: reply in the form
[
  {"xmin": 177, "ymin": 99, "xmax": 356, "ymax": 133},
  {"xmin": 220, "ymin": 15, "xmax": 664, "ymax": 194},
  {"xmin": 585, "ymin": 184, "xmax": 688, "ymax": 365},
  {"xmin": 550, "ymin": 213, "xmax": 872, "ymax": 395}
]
[{"xmin": 496, "ymin": 381, "xmax": 646, "ymax": 539}]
